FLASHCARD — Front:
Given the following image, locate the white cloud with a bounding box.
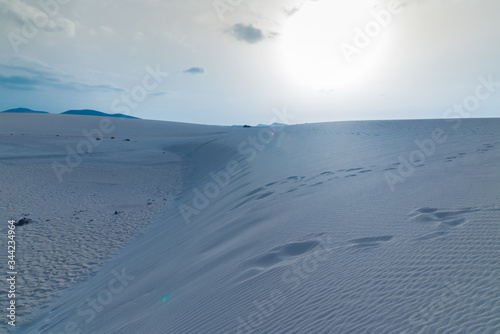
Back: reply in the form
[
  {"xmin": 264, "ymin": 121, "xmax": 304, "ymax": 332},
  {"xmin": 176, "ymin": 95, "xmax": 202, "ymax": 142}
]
[{"xmin": 0, "ymin": 0, "xmax": 75, "ymax": 37}]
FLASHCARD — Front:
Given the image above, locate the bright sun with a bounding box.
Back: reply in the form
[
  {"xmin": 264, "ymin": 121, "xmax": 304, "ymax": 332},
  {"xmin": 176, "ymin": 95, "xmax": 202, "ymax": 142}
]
[{"xmin": 280, "ymin": 1, "xmax": 384, "ymax": 92}]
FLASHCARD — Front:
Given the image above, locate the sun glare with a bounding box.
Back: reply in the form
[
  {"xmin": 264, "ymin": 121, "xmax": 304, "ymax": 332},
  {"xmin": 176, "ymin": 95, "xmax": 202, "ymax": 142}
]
[{"xmin": 280, "ymin": 1, "xmax": 384, "ymax": 92}]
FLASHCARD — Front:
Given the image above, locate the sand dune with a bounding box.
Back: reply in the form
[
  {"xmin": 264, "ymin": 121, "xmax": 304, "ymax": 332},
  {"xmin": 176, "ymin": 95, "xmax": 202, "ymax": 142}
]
[{"xmin": 1, "ymin": 114, "xmax": 499, "ymax": 333}]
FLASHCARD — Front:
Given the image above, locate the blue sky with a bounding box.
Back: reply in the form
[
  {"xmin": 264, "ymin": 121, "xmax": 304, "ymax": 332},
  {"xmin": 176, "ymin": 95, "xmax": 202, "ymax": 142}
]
[{"xmin": 0, "ymin": 0, "xmax": 499, "ymax": 125}]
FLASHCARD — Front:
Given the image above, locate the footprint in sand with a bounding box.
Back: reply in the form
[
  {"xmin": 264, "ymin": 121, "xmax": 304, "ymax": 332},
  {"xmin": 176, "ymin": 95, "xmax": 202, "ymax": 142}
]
[
  {"xmin": 233, "ymin": 239, "xmax": 321, "ymax": 283},
  {"xmin": 383, "ymin": 162, "xmax": 401, "ymax": 171},
  {"xmin": 408, "ymin": 207, "xmax": 481, "ymax": 241},
  {"xmin": 476, "ymin": 143, "xmax": 495, "ymax": 153}
]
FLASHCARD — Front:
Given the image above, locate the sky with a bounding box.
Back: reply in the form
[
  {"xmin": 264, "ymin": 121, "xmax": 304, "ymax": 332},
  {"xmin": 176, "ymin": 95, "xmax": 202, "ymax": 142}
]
[{"xmin": 0, "ymin": 0, "xmax": 499, "ymax": 125}]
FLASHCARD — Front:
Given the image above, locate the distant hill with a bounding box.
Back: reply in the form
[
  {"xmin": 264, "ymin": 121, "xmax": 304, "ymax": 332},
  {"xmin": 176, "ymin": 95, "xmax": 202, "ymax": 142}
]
[
  {"xmin": 1, "ymin": 108, "xmax": 139, "ymax": 119},
  {"xmin": 2, "ymin": 108, "xmax": 48, "ymax": 114},
  {"xmin": 61, "ymin": 109, "xmax": 139, "ymax": 119}
]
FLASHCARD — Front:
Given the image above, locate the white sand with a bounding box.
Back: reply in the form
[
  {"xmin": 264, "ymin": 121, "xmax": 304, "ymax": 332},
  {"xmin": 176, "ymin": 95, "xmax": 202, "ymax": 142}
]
[{"xmin": 1, "ymin": 114, "xmax": 499, "ymax": 333}]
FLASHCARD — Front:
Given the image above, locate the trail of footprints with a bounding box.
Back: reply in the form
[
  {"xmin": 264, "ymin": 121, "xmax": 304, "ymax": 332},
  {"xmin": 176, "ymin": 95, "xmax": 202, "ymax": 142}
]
[
  {"xmin": 231, "ymin": 234, "xmax": 394, "ymax": 285},
  {"xmin": 441, "ymin": 141, "xmax": 497, "ymax": 163},
  {"xmin": 232, "ymin": 206, "xmax": 496, "ymax": 285},
  {"xmin": 476, "ymin": 142, "xmax": 496, "ymax": 153},
  {"xmin": 383, "ymin": 141, "xmax": 499, "ymax": 169},
  {"xmin": 229, "ymin": 141, "xmax": 498, "ymax": 283},
  {"xmin": 230, "ymin": 167, "xmax": 374, "ymax": 211},
  {"xmin": 349, "ymin": 206, "xmax": 486, "ymax": 246},
  {"xmin": 232, "ymin": 141, "xmax": 499, "ymax": 211}
]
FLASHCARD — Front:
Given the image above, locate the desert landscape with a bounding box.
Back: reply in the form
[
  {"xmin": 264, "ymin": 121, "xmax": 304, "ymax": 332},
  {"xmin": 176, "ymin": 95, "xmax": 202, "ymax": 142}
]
[
  {"xmin": 1, "ymin": 0, "xmax": 499, "ymax": 332},
  {"xmin": 1, "ymin": 113, "xmax": 499, "ymax": 333}
]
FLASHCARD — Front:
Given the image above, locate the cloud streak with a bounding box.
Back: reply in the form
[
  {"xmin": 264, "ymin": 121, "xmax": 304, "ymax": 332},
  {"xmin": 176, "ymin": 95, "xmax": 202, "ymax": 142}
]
[{"xmin": 0, "ymin": 60, "xmax": 123, "ymax": 92}]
